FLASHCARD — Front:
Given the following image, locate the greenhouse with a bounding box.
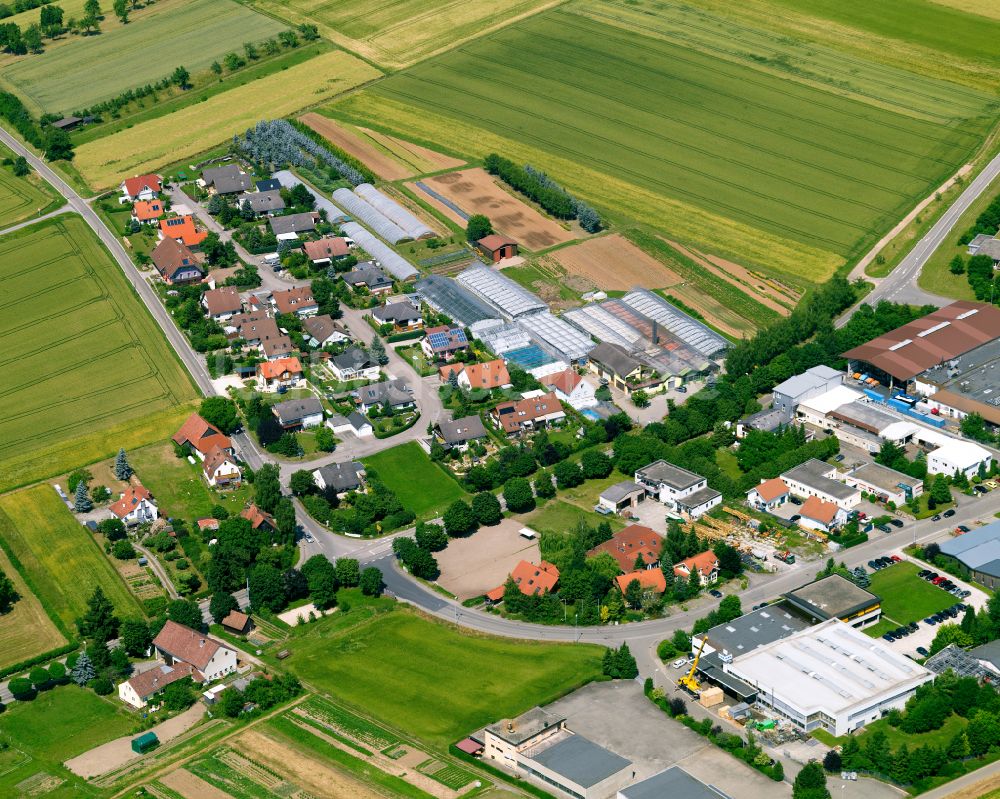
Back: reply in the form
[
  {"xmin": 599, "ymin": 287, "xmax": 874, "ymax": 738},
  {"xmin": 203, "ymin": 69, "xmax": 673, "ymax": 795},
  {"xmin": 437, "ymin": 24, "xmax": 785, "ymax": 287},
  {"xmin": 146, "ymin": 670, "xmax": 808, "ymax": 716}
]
[
  {"xmin": 355, "ymin": 184, "xmax": 434, "ymax": 240},
  {"xmin": 516, "ymin": 311, "xmax": 595, "ymax": 363},
  {"xmin": 333, "ymin": 188, "xmax": 410, "ymax": 244},
  {"xmin": 340, "ymin": 222, "xmax": 418, "ymax": 280},
  {"xmin": 456, "ymin": 266, "xmax": 547, "ymax": 319},
  {"xmin": 564, "ymin": 304, "xmax": 645, "ymax": 350},
  {"xmin": 621, "ymin": 289, "xmax": 728, "ymax": 357},
  {"xmin": 415, "ymin": 275, "xmax": 499, "ymax": 326},
  {"xmin": 272, "ymin": 170, "xmax": 347, "ymax": 223},
  {"xmin": 471, "ymin": 319, "xmax": 533, "ymax": 355}
]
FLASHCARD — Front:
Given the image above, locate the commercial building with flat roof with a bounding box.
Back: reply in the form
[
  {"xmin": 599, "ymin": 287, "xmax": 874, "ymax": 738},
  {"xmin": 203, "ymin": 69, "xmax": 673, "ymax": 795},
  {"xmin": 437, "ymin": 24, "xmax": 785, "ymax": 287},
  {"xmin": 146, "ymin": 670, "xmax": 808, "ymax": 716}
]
[
  {"xmin": 618, "ymin": 767, "xmax": 730, "ymax": 799},
  {"xmin": 724, "ymin": 619, "xmax": 934, "ymax": 736},
  {"xmin": 694, "ymin": 602, "xmax": 810, "ymax": 661},
  {"xmin": 772, "ymin": 365, "xmax": 843, "ymax": 414},
  {"xmin": 844, "ymin": 462, "xmax": 923, "ymax": 506},
  {"xmin": 782, "ymin": 575, "xmax": 881, "ymax": 628},
  {"xmin": 634, "ymin": 461, "xmax": 721, "ymax": 518}
]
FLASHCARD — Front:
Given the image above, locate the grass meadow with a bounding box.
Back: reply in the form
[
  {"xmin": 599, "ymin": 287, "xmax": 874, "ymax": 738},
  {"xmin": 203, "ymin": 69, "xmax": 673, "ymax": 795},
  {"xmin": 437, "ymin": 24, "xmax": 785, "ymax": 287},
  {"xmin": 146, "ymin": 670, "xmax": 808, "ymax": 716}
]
[
  {"xmin": 0, "ymin": 216, "xmax": 198, "ymax": 491},
  {"xmin": 244, "ymin": 0, "xmax": 554, "ymax": 68},
  {"xmin": 0, "ymin": 686, "xmax": 134, "ymax": 799},
  {"xmin": 362, "ymin": 441, "xmax": 468, "ymax": 519},
  {"xmin": 0, "ymin": 0, "xmax": 286, "ymax": 115},
  {"xmin": 73, "ymin": 49, "xmax": 381, "ymax": 189},
  {"xmin": 277, "ymin": 604, "xmax": 603, "ymax": 747},
  {"xmin": 0, "ymin": 544, "xmax": 66, "ymax": 670},
  {"xmin": 868, "ymin": 562, "xmax": 957, "ymax": 625},
  {"xmin": 335, "ymin": 0, "xmax": 997, "ymax": 282},
  {"xmin": 0, "ymin": 144, "xmax": 61, "ymax": 228},
  {"xmin": 0, "ymin": 485, "xmax": 144, "ymax": 628}
]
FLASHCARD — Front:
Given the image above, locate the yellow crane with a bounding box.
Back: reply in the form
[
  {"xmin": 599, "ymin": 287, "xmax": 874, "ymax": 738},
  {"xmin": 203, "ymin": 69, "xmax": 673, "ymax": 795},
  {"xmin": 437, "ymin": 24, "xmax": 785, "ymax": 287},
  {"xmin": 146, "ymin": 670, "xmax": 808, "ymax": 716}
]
[{"xmin": 677, "ymin": 636, "xmax": 707, "ymax": 695}]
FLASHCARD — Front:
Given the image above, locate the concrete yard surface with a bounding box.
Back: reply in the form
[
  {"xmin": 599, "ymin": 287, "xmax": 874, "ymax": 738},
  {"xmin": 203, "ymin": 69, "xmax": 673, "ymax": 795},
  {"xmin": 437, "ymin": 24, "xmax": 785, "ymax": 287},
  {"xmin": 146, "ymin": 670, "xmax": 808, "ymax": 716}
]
[
  {"xmin": 544, "ymin": 681, "xmax": 790, "ymax": 799},
  {"xmin": 436, "ymin": 518, "xmax": 540, "ymax": 600}
]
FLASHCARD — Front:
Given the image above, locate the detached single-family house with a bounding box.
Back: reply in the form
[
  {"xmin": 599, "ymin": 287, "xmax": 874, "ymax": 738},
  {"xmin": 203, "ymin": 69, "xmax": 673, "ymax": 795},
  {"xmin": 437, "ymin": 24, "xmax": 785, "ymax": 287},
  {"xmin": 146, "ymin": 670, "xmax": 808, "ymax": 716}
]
[
  {"xmin": 119, "ymin": 662, "xmax": 201, "ymax": 709},
  {"xmin": 587, "ymin": 524, "xmax": 663, "ymax": 572},
  {"xmin": 326, "ymin": 411, "xmax": 373, "ymax": 438},
  {"xmin": 159, "ymin": 215, "xmax": 208, "ymax": 247},
  {"xmin": 202, "ymin": 287, "xmax": 243, "ymax": 322},
  {"xmin": 798, "ymin": 496, "xmax": 848, "ymax": 534},
  {"xmin": 152, "ymin": 620, "xmax": 237, "ymax": 682},
  {"xmin": 674, "ymin": 551, "xmax": 719, "ymax": 585},
  {"xmin": 272, "ymin": 397, "xmax": 324, "ymax": 430},
  {"xmin": 261, "ymin": 334, "xmax": 295, "ymax": 362},
  {"xmin": 313, "ymin": 461, "xmax": 365, "ymax": 495},
  {"xmin": 439, "ymin": 359, "xmax": 511, "ymax": 391},
  {"xmin": 587, "ymin": 342, "xmax": 660, "ymax": 396},
  {"xmin": 343, "ymin": 264, "xmax": 393, "ymax": 295},
  {"xmin": 256, "ymin": 178, "xmax": 281, "ymax": 193},
  {"xmin": 476, "ymin": 234, "xmax": 518, "ymax": 263},
  {"xmin": 203, "ymin": 447, "xmax": 242, "ymax": 488},
  {"xmin": 256, "ymin": 357, "xmax": 303, "ymax": 392},
  {"xmin": 486, "ymin": 561, "xmax": 559, "ymax": 602},
  {"xmin": 269, "ymin": 212, "xmax": 319, "ymax": 238},
  {"xmin": 355, "ymin": 379, "xmax": 414, "ymax": 413},
  {"xmin": 172, "ymin": 413, "xmax": 232, "ymax": 461},
  {"xmin": 120, "ymin": 173, "xmax": 162, "ymax": 203},
  {"xmin": 615, "ymin": 568, "xmax": 667, "ymax": 597},
  {"xmin": 746, "ymin": 478, "xmax": 790, "ymax": 512},
  {"xmin": 421, "ymin": 325, "xmax": 468, "ymax": 361},
  {"xmin": 304, "ymin": 237, "xmax": 350, "ymax": 265},
  {"xmin": 131, "ymin": 199, "xmax": 164, "ymax": 224},
  {"xmin": 272, "ymin": 286, "xmax": 318, "ymax": 318},
  {"xmin": 329, "ymin": 346, "xmax": 379, "ymax": 382},
  {"xmin": 539, "ymin": 369, "xmax": 597, "ymax": 409},
  {"xmin": 240, "ymin": 503, "xmax": 276, "ymax": 534},
  {"xmin": 109, "ymin": 484, "xmax": 158, "ymax": 526},
  {"xmin": 372, "ymin": 301, "xmax": 423, "ymax": 331},
  {"xmin": 200, "ymin": 164, "xmax": 252, "ymax": 195},
  {"xmin": 634, "ymin": 460, "xmax": 721, "ymax": 518},
  {"xmin": 151, "ymin": 237, "xmax": 203, "ymax": 285},
  {"xmin": 302, "ymin": 315, "xmax": 349, "ymax": 348},
  {"xmin": 236, "ymin": 190, "xmax": 285, "ymax": 216},
  {"xmin": 436, "ymin": 415, "xmax": 488, "ymax": 450},
  {"xmin": 490, "ymin": 392, "xmax": 565, "ymax": 436}
]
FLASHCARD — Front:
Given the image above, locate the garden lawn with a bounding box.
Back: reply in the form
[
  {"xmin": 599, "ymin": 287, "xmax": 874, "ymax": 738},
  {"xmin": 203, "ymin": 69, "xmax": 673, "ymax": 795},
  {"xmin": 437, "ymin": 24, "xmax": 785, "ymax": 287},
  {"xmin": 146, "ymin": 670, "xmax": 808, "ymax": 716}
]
[
  {"xmin": 0, "ymin": 544, "xmax": 66, "ymax": 671},
  {"xmin": 0, "ymin": 0, "xmax": 285, "ymax": 115},
  {"xmin": 523, "ymin": 498, "xmax": 625, "ymax": 535},
  {"xmin": 867, "ymin": 561, "xmax": 956, "ymax": 625},
  {"xmin": 0, "ymin": 216, "xmax": 198, "ymax": 493},
  {"xmin": 0, "ymin": 144, "xmax": 61, "ymax": 228},
  {"xmin": 0, "ymin": 686, "xmax": 134, "ymax": 799},
  {"xmin": 277, "ymin": 607, "xmax": 603, "ymax": 747},
  {"xmin": 338, "ymin": 0, "xmax": 996, "ymax": 282},
  {"xmin": 129, "ymin": 441, "xmax": 253, "ymax": 521},
  {"xmin": 0, "ymin": 485, "xmax": 144, "ymax": 630},
  {"xmin": 73, "ymin": 50, "xmax": 382, "ymax": 190},
  {"xmin": 362, "ymin": 441, "xmax": 468, "ymax": 518}
]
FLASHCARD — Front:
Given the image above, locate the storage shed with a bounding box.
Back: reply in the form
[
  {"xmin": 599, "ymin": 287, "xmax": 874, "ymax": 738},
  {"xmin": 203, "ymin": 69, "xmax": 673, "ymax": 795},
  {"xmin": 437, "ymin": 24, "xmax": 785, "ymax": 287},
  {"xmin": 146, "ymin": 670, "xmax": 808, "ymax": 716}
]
[{"xmin": 131, "ymin": 732, "xmax": 159, "ymax": 754}]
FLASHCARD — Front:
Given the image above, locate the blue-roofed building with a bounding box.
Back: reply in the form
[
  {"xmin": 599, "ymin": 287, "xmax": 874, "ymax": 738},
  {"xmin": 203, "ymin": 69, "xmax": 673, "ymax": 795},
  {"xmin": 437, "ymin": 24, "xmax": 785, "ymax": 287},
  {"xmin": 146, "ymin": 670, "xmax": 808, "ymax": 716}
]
[
  {"xmin": 421, "ymin": 325, "xmax": 469, "ymax": 361},
  {"xmin": 939, "ymin": 520, "xmax": 1000, "ymax": 589}
]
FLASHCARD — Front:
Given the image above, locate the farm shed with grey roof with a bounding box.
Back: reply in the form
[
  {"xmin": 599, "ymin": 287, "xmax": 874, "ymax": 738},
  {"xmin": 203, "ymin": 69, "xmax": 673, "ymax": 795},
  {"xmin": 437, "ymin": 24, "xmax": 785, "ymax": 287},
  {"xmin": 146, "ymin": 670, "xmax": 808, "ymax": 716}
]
[{"xmin": 620, "ymin": 767, "xmax": 730, "ymax": 799}]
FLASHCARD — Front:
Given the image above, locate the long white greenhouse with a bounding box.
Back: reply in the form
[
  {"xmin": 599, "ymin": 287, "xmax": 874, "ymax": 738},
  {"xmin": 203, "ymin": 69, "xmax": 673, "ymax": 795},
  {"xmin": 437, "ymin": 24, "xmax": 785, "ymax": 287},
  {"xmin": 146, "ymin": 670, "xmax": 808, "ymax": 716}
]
[
  {"xmin": 456, "ymin": 266, "xmax": 547, "ymax": 319},
  {"xmin": 355, "ymin": 184, "xmax": 434, "ymax": 240},
  {"xmin": 340, "ymin": 222, "xmax": 418, "ymax": 280}
]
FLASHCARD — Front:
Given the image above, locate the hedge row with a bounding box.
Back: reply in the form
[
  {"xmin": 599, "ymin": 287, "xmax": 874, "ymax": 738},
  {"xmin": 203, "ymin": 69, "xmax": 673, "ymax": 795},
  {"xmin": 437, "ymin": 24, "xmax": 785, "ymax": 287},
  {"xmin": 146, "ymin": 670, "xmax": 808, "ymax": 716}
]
[
  {"xmin": 0, "ymin": 642, "xmax": 79, "ymax": 680},
  {"xmin": 288, "ymin": 119, "xmax": 377, "ymax": 185},
  {"xmin": 386, "ymin": 329, "xmax": 424, "ymax": 343}
]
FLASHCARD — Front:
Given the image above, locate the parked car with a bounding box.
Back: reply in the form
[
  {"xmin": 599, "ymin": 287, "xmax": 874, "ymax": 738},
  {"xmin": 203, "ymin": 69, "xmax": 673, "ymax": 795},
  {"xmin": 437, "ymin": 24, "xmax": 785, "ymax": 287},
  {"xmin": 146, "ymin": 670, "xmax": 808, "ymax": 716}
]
[
  {"xmin": 672, "ymin": 658, "xmax": 687, "ymax": 669},
  {"xmin": 834, "ymin": 454, "xmax": 845, "ymax": 462},
  {"xmin": 790, "ymin": 514, "xmax": 801, "ymax": 522},
  {"xmin": 957, "ymin": 525, "xmax": 970, "ymax": 533},
  {"xmin": 916, "ymin": 646, "xmax": 929, "ymax": 657},
  {"xmin": 890, "ymin": 555, "xmax": 902, "ymax": 562},
  {"xmin": 883, "ymin": 633, "xmax": 895, "ymax": 642},
  {"xmin": 791, "ymin": 497, "xmax": 802, "ymax": 505},
  {"xmin": 974, "ymin": 485, "xmax": 988, "ymax": 495},
  {"xmin": 924, "ymin": 617, "xmax": 937, "ymax": 625},
  {"xmin": 890, "ymin": 519, "xmax": 904, "ymax": 528},
  {"xmin": 918, "ymin": 569, "xmax": 930, "ymax": 577},
  {"xmin": 932, "ymin": 514, "xmax": 941, "ymax": 522},
  {"xmin": 709, "ymin": 589, "xmax": 723, "ymax": 598},
  {"xmin": 944, "ymin": 509, "xmax": 956, "ymax": 518},
  {"xmin": 876, "ymin": 524, "xmax": 892, "ymax": 533}
]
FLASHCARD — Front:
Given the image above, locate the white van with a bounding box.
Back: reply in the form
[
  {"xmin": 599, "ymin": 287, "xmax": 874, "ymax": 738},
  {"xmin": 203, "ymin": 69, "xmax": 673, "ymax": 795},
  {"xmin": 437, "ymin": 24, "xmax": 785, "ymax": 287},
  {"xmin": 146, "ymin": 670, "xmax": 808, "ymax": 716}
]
[
  {"xmin": 519, "ymin": 528, "xmax": 538, "ymax": 540},
  {"xmin": 671, "ymin": 658, "xmax": 687, "ymax": 669},
  {"xmin": 263, "ymin": 252, "xmax": 280, "ymax": 266}
]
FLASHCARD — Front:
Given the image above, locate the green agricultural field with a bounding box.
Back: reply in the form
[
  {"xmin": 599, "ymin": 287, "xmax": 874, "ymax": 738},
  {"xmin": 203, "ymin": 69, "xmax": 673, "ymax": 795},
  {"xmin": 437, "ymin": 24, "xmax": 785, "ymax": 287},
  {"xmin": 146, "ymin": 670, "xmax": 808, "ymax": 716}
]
[
  {"xmin": 335, "ymin": 0, "xmax": 998, "ymax": 282},
  {"xmin": 0, "ymin": 143, "xmax": 61, "ymax": 229},
  {"xmin": 244, "ymin": 0, "xmax": 554, "ymax": 68},
  {"xmin": 0, "ymin": 686, "xmax": 134, "ymax": 799},
  {"xmin": 0, "ymin": 216, "xmax": 198, "ymax": 491},
  {"xmin": 0, "ymin": 544, "xmax": 66, "ymax": 671},
  {"xmin": 0, "ymin": 485, "xmax": 144, "ymax": 629},
  {"xmin": 277, "ymin": 605, "xmax": 603, "ymax": 747},
  {"xmin": 868, "ymin": 562, "xmax": 956, "ymax": 626},
  {"xmin": 0, "ymin": 0, "xmax": 286, "ymax": 115},
  {"xmin": 362, "ymin": 441, "xmax": 468, "ymax": 519}
]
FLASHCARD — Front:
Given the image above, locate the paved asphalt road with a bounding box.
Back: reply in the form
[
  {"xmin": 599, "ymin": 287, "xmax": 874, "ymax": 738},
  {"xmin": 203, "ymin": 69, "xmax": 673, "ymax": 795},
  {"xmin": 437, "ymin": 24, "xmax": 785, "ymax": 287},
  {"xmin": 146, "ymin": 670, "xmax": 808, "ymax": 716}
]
[{"xmin": 838, "ymin": 148, "xmax": 1000, "ymax": 325}]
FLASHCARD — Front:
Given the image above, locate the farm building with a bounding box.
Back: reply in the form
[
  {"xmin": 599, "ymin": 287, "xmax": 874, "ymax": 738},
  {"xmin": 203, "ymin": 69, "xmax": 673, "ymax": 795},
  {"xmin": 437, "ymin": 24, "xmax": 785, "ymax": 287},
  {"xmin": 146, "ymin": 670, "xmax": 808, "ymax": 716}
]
[
  {"xmin": 415, "ymin": 275, "xmax": 500, "ymax": 326},
  {"xmin": 119, "ymin": 663, "xmax": 199, "ymax": 709},
  {"xmin": 782, "ymin": 574, "xmax": 882, "ymax": 628},
  {"xmin": 618, "ymin": 767, "xmax": 728, "ymax": 799},
  {"xmin": 340, "ymin": 222, "xmax": 419, "ymax": 280},
  {"xmin": 457, "ymin": 265, "xmax": 547, "ymax": 319},
  {"xmin": 587, "ymin": 342, "xmax": 660, "ymax": 396},
  {"xmin": 476, "ymin": 234, "xmax": 518, "ymax": 262},
  {"xmin": 723, "ymin": 619, "xmax": 933, "ymax": 736},
  {"xmin": 597, "ymin": 481, "xmax": 646, "ymax": 514},
  {"xmin": 153, "ymin": 620, "xmax": 237, "ymax": 682}
]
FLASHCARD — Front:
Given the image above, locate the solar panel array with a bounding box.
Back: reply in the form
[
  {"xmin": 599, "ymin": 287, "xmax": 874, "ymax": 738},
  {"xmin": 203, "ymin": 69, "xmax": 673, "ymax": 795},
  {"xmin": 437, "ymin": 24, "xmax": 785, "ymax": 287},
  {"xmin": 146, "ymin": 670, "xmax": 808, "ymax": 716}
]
[
  {"xmin": 621, "ymin": 289, "xmax": 728, "ymax": 357},
  {"xmin": 340, "ymin": 222, "xmax": 418, "ymax": 280},
  {"xmin": 428, "ymin": 329, "xmax": 468, "ymax": 350},
  {"xmin": 457, "ymin": 266, "xmax": 547, "ymax": 318},
  {"xmin": 415, "ymin": 275, "xmax": 499, "ymax": 326}
]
